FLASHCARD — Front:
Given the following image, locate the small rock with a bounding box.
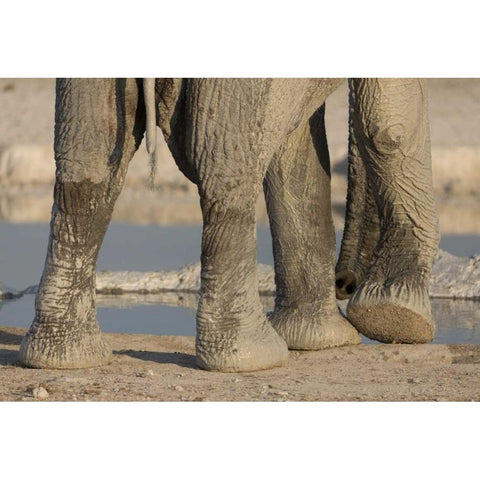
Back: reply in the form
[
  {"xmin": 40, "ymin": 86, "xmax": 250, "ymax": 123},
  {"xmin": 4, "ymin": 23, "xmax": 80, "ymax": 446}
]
[
  {"xmin": 135, "ymin": 372, "xmax": 146, "ymax": 378},
  {"xmin": 174, "ymin": 385, "xmax": 184, "ymax": 392},
  {"xmin": 233, "ymin": 378, "xmax": 241, "ymax": 383},
  {"xmin": 146, "ymin": 370, "xmax": 154, "ymax": 376},
  {"xmin": 407, "ymin": 378, "xmax": 420, "ymax": 384},
  {"xmin": 32, "ymin": 387, "xmax": 49, "ymax": 400}
]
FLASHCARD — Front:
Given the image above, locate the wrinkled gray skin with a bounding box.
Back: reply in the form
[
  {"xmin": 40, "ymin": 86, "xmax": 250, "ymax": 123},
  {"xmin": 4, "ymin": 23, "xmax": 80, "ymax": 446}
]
[
  {"xmin": 336, "ymin": 79, "xmax": 439, "ymax": 344},
  {"xmin": 19, "ymin": 78, "xmax": 439, "ymax": 372}
]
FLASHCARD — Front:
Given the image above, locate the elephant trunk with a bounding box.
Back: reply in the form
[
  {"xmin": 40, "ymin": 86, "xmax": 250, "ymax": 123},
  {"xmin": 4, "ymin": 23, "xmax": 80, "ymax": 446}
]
[
  {"xmin": 143, "ymin": 78, "xmax": 158, "ymax": 187},
  {"xmin": 335, "ymin": 81, "xmax": 379, "ymax": 299}
]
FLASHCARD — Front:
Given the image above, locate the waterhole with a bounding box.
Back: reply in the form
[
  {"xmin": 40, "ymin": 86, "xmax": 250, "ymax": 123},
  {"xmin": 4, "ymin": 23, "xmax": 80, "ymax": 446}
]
[{"xmin": 1, "ymin": 222, "xmax": 479, "ymax": 343}]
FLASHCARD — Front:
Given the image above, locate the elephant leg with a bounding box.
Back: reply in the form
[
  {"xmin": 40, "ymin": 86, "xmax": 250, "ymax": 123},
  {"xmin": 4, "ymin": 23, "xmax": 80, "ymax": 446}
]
[
  {"xmin": 189, "ymin": 79, "xmax": 320, "ymax": 372},
  {"xmin": 20, "ymin": 78, "xmax": 145, "ymax": 368},
  {"xmin": 264, "ymin": 107, "xmax": 360, "ymax": 349},
  {"xmin": 195, "ymin": 177, "xmax": 288, "ymax": 372},
  {"xmin": 346, "ymin": 78, "xmax": 440, "ymax": 344},
  {"xmin": 335, "ymin": 84, "xmax": 379, "ymax": 299},
  {"xmin": 188, "ymin": 78, "xmax": 347, "ymax": 371}
]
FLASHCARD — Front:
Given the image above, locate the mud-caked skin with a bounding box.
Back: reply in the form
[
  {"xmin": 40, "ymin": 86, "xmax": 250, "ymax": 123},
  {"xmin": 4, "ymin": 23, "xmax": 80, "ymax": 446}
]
[
  {"xmin": 20, "ymin": 79, "xmax": 146, "ymax": 368},
  {"xmin": 19, "ymin": 78, "xmax": 438, "ymax": 372}
]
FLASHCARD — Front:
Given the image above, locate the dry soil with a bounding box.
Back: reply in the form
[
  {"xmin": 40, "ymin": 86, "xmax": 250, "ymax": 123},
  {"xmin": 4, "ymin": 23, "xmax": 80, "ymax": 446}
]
[{"xmin": 1, "ymin": 326, "xmax": 479, "ymax": 402}]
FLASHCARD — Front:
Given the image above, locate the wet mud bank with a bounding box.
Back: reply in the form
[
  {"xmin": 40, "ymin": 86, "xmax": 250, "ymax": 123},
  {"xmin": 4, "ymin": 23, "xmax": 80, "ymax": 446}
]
[{"xmin": 2, "ymin": 249, "xmax": 479, "ymax": 300}]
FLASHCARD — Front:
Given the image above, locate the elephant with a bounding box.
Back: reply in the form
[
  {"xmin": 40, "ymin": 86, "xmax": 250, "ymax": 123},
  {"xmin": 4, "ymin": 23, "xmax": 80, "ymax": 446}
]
[{"xmin": 18, "ymin": 78, "xmax": 439, "ymax": 373}]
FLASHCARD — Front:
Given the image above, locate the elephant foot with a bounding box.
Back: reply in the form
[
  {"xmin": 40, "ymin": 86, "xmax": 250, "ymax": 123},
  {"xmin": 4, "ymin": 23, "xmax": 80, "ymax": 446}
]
[
  {"xmin": 347, "ymin": 280, "xmax": 434, "ymax": 344},
  {"xmin": 196, "ymin": 315, "xmax": 288, "ymax": 372},
  {"xmin": 268, "ymin": 305, "xmax": 361, "ymax": 350},
  {"xmin": 19, "ymin": 323, "xmax": 112, "ymax": 369}
]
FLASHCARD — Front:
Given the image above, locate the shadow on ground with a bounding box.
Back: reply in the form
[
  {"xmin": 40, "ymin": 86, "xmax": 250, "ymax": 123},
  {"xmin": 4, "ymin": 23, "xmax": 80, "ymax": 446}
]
[
  {"xmin": 0, "ymin": 349, "xmax": 19, "ymax": 366},
  {"xmin": 0, "ymin": 328, "xmax": 23, "ymax": 345},
  {"xmin": 114, "ymin": 349, "xmax": 197, "ymax": 369}
]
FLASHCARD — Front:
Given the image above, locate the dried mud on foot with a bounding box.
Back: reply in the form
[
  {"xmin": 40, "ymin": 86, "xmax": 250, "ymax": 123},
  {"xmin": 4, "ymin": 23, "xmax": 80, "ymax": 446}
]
[{"xmin": 0, "ymin": 326, "xmax": 479, "ymax": 402}]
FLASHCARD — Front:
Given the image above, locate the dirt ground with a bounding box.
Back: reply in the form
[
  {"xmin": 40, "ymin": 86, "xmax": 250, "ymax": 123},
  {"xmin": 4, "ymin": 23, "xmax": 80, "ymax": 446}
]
[{"xmin": 1, "ymin": 326, "xmax": 479, "ymax": 402}]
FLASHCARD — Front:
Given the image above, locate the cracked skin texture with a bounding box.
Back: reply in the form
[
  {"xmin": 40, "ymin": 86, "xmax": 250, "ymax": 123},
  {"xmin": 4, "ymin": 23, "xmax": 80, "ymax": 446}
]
[
  {"xmin": 20, "ymin": 78, "xmax": 438, "ymax": 373},
  {"xmin": 338, "ymin": 79, "xmax": 439, "ymax": 344}
]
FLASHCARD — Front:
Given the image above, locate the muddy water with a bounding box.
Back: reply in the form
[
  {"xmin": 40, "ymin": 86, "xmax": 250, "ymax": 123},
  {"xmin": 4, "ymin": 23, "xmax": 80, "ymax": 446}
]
[{"xmin": 1, "ymin": 222, "xmax": 480, "ymax": 343}]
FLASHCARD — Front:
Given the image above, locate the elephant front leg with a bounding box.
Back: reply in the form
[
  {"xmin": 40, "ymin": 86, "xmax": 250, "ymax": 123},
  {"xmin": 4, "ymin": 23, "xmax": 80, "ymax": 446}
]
[
  {"xmin": 346, "ymin": 78, "xmax": 440, "ymax": 344},
  {"xmin": 196, "ymin": 183, "xmax": 288, "ymax": 372},
  {"xmin": 20, "ymin": 78, "xmax": 144, "ymax": 368},
  {"xmin": 20, "ymin": 181, "xmax": 116, "ymax": 368},
  {"xmin": 264, "ymin": 108, "xmax": 360, "ymax": 350}
]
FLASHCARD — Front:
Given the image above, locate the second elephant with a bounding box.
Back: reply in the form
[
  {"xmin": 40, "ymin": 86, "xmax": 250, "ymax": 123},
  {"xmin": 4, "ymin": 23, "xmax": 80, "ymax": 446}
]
[{"xmin": 19, "ymin": 78, "xmax": 439, "ymax": 373}]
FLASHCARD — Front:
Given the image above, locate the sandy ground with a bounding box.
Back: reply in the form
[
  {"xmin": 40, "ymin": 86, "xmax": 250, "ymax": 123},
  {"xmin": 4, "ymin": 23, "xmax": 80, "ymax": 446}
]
[{"xmin": 0, "ymin": 326, "xmax": 479, "ymax": 402}]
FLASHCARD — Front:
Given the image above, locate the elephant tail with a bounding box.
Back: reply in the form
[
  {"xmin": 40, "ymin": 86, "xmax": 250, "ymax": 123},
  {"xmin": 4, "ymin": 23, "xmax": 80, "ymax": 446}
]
[{"xmin": 143, "ymin": 78, "xmax": 158, "ymax": 189}]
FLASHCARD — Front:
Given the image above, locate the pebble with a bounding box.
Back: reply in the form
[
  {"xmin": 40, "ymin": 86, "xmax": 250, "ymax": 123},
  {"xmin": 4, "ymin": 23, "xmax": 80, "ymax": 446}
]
[
  {"xmin": 146, "ymin": 370, "xmax": 154, "ymax": 376},
  {"xmin": 407, "ymin": 378, "xmax": 420, "ymax": 384},
  {"xmin": 32, "ymin": 387, "xmax": 49, "ymax": 400},
  {"xmin": 174, "ymin": 385, "xmax": 184, "ymax": 392}
]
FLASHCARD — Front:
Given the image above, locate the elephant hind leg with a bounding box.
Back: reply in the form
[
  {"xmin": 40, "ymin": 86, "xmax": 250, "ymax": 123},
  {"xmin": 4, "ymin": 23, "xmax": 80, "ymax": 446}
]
[
  {"xmin": 196, "ymin": 182, "xmax": 288, "ymax": 372},
  {"xmin": 264, "ymin": 108, "xmax": 360, "ymax": 350},
  {"xmin": 20, "ymin": 78, "xmax": 145, "ymax": 369}
]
